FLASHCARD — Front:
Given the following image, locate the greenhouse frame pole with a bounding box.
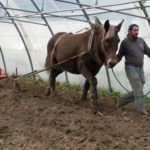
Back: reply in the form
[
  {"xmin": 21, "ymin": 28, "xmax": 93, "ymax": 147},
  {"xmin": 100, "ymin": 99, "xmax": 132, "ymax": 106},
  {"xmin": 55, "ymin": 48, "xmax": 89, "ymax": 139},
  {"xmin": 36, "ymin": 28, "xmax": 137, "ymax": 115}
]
[
  {"xmin": 31, "ymin": 0, "xmax": 54, "ymax": 35},
  {"xmin": 75, "ymin": 0, "xmax": 113, "ymax": 92},
  {"xmin": 0, "ymin": 2, "xmax": 35, "ymax": 78},
  {"xmin": 139, "ymin": 1, "xmax": 150, "ymax": 26},
  {"xmin": 75, "ymin": 0, "xmax": 91, "ymax": 25},
  {"xmin": 0, "ymin": 46, "xmax": 7, "ymax": 74},
  {"xmin": 1, "ymin": 2, "xmax": 150, "ymax": 22},
  {"xmin": 0, "ymin": 6, "xmax": 88, "ymax": 23},
  {"xmin": 54, "ymin": 0, "xmax": 150, "ymax": 20}
]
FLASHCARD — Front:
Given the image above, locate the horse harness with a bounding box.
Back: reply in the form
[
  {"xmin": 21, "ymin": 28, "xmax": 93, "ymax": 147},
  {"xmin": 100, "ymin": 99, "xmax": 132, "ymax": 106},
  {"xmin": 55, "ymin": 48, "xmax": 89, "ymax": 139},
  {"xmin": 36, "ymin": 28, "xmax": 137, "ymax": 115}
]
[{"xmin": 50, "ymin": 29, "xmax": 100, "ymax": 67}]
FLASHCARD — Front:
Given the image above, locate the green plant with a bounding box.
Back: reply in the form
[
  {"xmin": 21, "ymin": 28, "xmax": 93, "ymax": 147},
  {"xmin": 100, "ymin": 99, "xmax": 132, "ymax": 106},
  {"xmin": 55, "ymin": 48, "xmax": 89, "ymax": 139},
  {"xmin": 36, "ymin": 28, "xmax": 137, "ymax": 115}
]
[
  {"xmin": 56, "ymin": 82, "xmax": 120, "ymax": 98},
  {"xmin": 21, "ymin": 78, "xmax": 121, "ymax": 98},
  {"xmin": 56, "ymin": 82, "xmax": 82, "ymax": 91},
  {"xmin": 22, "ymin": 76, "xmax": 46, "ymax": 86},
  {"xmin": 98, "ymin": 88, "xmax": 120, "ymax": 97}
]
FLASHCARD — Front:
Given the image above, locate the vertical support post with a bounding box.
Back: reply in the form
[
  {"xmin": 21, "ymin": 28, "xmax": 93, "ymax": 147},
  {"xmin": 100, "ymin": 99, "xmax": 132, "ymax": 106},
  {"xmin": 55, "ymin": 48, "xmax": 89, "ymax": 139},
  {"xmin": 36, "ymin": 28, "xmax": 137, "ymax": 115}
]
[{"xmin": 0, "ymin": 46, "xmax": 7, "ymax": 74}]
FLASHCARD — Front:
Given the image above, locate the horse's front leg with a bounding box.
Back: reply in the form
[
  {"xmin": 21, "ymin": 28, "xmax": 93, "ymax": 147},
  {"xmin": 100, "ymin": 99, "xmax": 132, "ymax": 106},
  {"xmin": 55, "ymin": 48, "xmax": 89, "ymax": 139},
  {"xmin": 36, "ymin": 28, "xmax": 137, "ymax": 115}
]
[
  {"xmin": 80, "ymin": 65, "xmax": 98, "ymax": 108},
  {"xmin": 80, "ymin": 79, "xmax": 90, "ymax": 101},
  {"xmin": 90, "ymin": 77, "xmax": 98, "ymax": 105}
]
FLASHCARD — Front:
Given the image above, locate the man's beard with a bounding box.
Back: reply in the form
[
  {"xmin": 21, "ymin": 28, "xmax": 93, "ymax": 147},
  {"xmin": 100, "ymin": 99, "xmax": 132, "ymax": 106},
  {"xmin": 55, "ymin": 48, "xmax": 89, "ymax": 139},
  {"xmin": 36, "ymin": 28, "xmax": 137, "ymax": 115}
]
[{"xmin": 131, "ymin": 34, "xmax": 138, "ymax": 39}]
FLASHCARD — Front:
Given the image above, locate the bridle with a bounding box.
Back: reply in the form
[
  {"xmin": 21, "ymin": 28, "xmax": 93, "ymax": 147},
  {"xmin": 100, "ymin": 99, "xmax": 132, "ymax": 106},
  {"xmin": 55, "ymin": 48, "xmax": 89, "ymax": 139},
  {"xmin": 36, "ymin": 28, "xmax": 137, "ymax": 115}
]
[{"xmin": 100, "ymin": 31, "xmax": 118, "ymax": 65}]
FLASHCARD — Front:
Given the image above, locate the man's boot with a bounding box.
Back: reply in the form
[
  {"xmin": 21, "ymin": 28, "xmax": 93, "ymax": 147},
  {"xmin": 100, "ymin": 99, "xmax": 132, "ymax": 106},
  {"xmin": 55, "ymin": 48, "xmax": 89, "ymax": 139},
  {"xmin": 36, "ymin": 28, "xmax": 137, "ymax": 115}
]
[
  {"xmin": 116, "ymin": 92, "xmax": 134, "ymax": 108},
  {"xmin": 135, "ymin": 100, "xmax": 148, "ymax": 115}
]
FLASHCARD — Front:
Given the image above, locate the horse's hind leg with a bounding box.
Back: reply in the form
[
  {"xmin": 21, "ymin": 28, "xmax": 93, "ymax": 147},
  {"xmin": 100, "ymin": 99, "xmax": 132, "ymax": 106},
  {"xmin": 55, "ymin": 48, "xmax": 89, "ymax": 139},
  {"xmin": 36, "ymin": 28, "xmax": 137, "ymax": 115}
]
[
  {"xmin": 80, "ymin": 66, "xmax": 98, "ymax": 110},
  {"xmin": 80, "ymin": 79, "xmax": 90, "ymax": 101},
  {"xmin": 46, "ymin": 69, "xmax": 62, "ymax": 97}
]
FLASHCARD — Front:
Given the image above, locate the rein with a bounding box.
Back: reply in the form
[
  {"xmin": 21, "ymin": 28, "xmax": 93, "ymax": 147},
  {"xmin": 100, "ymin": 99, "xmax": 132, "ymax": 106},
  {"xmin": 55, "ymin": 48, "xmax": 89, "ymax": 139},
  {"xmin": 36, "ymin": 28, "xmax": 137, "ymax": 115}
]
[{"xmin": 14, "ymin": 52, "xmax": 88, "ymax": 80}]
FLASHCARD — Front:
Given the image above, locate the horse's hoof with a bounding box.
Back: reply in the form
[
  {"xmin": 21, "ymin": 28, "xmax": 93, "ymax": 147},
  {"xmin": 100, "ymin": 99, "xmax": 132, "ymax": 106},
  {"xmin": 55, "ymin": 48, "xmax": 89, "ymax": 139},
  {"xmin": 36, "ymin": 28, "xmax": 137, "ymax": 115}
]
[
  {"xmin": 50, "ymin": 94, "xmax": 55, "ymax": 99},
  {"xmin": 90, "ymin": 102, "xmax": 98, "ymax": 114},
  {"xmin": 46, "ymin": 93, "xmax": 50, "ymax": 96},
  {"xmin": 91, "ymin": 109, "xmax": 97, "ymax": 115},
  {"xmin": 76, "ymin": 99, "xmax": 84, "ymax": 106},
  {"xmin": 80, "ymin": 95, "xmax": 88, "ymax": 101},
  {"xmin": 51, "ymin": 91, "xmax": 57, "ymax": 98},
  {"xmin": 90, "ymin": 99, "xmax": 98, "ymax": 113},
  {"xmin": 91, "ymin": 99, "xmax": 98, "ymax": 105},
  {"xmin": 45, "ymin": 88, "xmax": 51, "ymax": 96},
  {"xmin": 76, "ymin": 96, "xmax": 87, "ymax": 106}
]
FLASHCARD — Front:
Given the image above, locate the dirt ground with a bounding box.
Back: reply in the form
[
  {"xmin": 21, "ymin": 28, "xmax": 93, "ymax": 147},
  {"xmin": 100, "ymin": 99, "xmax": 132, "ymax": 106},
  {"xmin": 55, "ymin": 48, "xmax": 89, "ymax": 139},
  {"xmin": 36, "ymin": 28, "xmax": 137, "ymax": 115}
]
[{"xmin": 0, "ymin": 79, "xmax": 150, "ymax": 150}]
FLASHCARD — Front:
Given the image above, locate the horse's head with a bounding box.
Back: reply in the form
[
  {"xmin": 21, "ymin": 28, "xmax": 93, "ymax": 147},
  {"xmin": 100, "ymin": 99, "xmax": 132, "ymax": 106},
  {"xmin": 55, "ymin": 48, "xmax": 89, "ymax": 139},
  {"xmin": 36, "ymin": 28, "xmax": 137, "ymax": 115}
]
[{"xmin": 92, "ymin": 17, "xmax": 124, "ymax": 68}]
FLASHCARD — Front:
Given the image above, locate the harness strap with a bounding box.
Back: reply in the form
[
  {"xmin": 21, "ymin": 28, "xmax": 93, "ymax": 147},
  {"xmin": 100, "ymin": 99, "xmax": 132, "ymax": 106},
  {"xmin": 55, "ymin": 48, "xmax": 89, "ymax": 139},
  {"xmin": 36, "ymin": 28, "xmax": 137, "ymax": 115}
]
[
  {"xmin": 87, "ymin": 29, "xmax": 102, "ymax": 66},
  {"xmin": 51, "ymin": 33, "xmax": 68, "ymax": 67},
  {"xmin": 52, "ymin": 33, "xmax": 68, "ymax": 52},
  {"xmin": 87, "ymin": 29, "xmax": 95, "ymax": 52}
]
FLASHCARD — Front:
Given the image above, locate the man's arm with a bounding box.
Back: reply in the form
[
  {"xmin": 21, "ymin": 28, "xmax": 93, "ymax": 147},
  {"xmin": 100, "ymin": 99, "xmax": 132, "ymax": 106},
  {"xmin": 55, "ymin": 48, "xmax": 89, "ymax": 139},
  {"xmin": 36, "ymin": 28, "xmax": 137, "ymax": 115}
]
[{"xmin": 143, "ymin": 40, "xmax": 150, "ymax": 57}]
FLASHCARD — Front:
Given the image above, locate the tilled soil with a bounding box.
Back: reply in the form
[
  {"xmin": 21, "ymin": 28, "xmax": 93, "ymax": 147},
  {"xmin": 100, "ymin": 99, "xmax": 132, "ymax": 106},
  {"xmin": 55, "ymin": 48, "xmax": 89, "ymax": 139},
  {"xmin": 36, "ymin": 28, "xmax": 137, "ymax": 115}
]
[{"xmin": 0, "ymin": 79, "xmax": 150, "ymax": 150}]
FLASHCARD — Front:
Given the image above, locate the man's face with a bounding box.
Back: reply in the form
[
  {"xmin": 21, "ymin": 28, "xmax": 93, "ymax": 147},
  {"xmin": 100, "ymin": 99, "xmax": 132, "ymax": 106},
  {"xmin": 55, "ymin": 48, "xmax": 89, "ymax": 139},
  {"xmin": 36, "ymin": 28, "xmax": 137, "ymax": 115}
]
[{"xmin": 130, "ymin": 26, "xmax": 139, "ymax": 38}]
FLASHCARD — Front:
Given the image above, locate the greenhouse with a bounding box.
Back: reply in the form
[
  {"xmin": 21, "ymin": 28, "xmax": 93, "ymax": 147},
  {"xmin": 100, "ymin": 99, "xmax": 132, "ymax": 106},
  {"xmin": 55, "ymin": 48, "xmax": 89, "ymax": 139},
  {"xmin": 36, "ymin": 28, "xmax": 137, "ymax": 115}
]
[{"xmin": 1, "ymin": 1, "xmax": 150, "ymax": 149}]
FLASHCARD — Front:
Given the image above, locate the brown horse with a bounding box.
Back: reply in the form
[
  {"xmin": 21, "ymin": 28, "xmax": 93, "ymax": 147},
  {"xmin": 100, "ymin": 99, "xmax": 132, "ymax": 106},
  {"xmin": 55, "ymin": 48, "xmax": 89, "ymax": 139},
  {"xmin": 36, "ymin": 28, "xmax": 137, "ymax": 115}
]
[{"xmin": 45, "ymin": 17, "xmax": 123, "ymax": 107}]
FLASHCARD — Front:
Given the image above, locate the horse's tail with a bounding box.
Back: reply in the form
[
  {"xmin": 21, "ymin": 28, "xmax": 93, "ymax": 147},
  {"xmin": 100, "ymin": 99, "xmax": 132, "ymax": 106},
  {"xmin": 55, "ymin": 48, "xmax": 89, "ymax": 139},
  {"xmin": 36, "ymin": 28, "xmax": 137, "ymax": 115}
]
[
  {"xmin": 44, "ymin": 38, "xmax": 54, "ymax": 70},
  {"xmin": 44, "ymin": 32, "xmax": 66, "ymax": 72}
]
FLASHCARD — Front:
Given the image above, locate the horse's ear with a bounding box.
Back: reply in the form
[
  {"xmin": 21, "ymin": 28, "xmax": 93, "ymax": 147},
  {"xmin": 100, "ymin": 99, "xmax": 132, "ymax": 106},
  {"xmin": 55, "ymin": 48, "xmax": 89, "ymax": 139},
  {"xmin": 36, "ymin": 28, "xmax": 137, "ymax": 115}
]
[
  {"xmin": 117, "ymin": 19, "xmax": 124, "ymax": 32},
  {"xmin": 94, "ymin": 16, "xmax": 102, "ymax": 25},
  {"xmin": 90, "ymin": 23, "xmax": 99, "ymax": 32},
  {"xmin": 90, "ymin": 23, "xmax": 96, "ymax": 29},
  {"xmin": 104, "ymin": 20, "xmax": 110, "ymax": 32}
]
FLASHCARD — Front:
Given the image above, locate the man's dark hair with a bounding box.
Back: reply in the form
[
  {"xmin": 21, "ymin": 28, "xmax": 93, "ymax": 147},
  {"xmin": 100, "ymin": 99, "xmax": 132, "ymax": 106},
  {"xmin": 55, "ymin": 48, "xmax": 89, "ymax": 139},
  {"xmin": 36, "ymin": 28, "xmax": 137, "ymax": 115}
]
[
  {"xmin": 127, "ymin": 24, "xmax": 139, "ymax": 37},
  {"xmin": 128, "ymin": 24, "xmax": 139, "ymax": 31}
]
